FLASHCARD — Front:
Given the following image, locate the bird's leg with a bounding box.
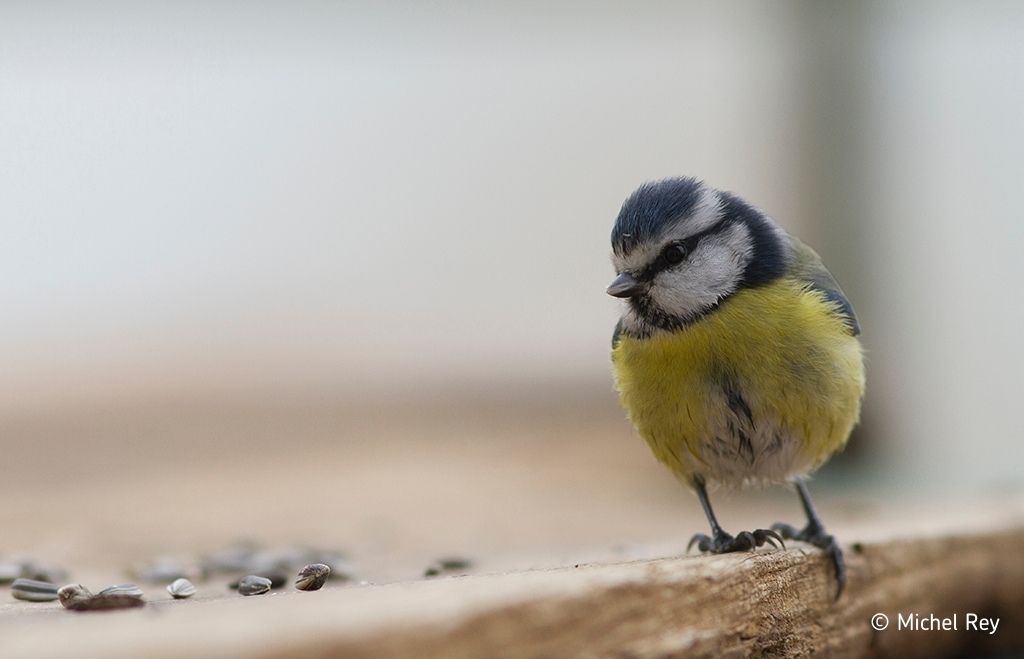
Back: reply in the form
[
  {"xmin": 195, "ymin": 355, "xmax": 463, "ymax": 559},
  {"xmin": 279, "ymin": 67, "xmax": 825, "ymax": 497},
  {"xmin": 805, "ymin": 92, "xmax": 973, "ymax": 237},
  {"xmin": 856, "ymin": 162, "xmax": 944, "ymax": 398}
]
[
  {"xmin": 687, "ymin": 476, "xmax": 784, "ymax": 554},
  {"xmin": 773, "ymin": 477, "xmax": 846, "ymax": 598}
]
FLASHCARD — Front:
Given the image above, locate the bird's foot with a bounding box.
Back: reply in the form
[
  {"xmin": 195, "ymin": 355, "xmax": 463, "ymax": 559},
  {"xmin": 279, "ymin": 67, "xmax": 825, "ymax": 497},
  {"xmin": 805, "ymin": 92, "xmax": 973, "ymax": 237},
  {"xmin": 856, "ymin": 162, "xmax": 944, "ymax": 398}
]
[
  {"xmin": 772, "ymin": 521, "xmax": 846, "ymax": 599},
  {"xmin": 687, "ymin": 528, "xmax": 784, "ymax": 554}
]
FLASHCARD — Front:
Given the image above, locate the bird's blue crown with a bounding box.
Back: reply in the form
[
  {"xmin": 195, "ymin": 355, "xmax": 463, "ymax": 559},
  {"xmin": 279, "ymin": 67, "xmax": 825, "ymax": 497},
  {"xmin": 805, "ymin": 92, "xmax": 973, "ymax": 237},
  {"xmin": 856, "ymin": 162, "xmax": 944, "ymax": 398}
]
[{"xmin": 611, "ymin": 177, "xmax": 706, "ymax": 255}]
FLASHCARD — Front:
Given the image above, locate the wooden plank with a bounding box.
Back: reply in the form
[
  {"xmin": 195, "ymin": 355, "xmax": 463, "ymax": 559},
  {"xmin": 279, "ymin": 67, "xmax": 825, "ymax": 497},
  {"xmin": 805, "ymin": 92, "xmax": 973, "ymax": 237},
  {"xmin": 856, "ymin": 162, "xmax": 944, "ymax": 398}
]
[
  {"xmin": 1, "ymin": 398, "xmax": 1021, "ymax": 657},
  {"xmin": 266, "ymin": 529, "xmax": 1024, "ymax": 658},
  {"xmin": 2, "ymin": 526, "xmax": 1021, "ymax": 658}
]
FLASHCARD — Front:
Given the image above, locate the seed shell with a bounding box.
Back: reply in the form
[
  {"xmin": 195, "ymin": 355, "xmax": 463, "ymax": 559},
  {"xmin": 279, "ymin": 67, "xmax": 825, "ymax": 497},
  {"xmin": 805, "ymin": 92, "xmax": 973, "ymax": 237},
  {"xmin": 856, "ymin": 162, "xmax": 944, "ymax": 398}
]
[
  {"xmin": 237, "ymin": 575, "xmax": 271, "ymax": 596},
  {"xmin": 65, "ymin": 593, "xmax": 146, "ymax": 612},
  {"xmin": 167, "ymin": 578, "xmax": 196, "ymax": 599},
  {"xmin": 98, "ymin": 584, "xmax": 144, "ymax": 599},
  {"xmin": 295, "ymin": 564, "xmax": 331, "ymax": 591},
  {"xmin": 57, "ymin": 584, "xmax": 93, "ymax": 608},
  {"xmin": 11, "ymin": 578, "xmax": 59, "ymax": 602}
]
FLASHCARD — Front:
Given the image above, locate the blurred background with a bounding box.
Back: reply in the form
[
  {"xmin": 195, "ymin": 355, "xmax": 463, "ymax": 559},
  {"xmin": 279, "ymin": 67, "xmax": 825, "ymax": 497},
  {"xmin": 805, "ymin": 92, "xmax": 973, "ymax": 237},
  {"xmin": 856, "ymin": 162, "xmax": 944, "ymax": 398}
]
[{"xmin": 1, "ymin": 1, "xmax": 1022, "ymax": 582}]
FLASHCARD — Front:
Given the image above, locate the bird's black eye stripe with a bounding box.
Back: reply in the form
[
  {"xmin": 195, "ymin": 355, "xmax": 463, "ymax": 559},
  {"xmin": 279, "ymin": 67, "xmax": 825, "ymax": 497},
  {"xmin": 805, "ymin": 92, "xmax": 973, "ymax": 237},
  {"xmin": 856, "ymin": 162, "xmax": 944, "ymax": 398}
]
[
  {"xmin": 676, "ymin": 225, "xmax": 718, "ymax": 258},
  {"xmin": 651, "ymin": 242, "xmax": 688, "ymax": 273},
  {"xmin": 640, "ymin": 224, "xmax": 722, "ymax": 280}
]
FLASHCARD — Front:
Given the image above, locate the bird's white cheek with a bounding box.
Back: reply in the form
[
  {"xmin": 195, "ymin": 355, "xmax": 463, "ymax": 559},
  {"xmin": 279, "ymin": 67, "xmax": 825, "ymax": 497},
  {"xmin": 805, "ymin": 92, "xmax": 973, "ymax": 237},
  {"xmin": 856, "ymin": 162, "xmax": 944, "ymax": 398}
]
[{"xmin": 649, "ymin": 257, "xmax": 742, "ymax": 319}]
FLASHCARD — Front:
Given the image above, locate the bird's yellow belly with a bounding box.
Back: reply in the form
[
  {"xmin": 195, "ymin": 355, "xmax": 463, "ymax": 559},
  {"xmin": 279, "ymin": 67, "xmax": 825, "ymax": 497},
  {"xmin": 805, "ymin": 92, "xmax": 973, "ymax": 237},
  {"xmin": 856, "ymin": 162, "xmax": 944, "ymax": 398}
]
[{"xmin": 612, "ymin": 279, "xmax": 865, "ymax": 487}]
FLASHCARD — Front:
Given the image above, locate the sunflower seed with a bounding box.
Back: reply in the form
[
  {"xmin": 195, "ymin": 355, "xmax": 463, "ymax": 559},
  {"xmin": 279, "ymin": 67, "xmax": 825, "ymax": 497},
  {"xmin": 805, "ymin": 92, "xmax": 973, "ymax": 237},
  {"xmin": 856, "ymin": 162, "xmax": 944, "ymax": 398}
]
[
  {"xmin": 295, "ymin": 564, "xmax": 331, "ymax": 591},
  {"xmin": 64, "ymin": 593, "xmax": 145, "ymax": 612},
  {"xmin": 11, "ymin": 578, "xmax": 59, "ymax": 602},
  {"xmin": 237, "ymin": 575, "xmax": 271, "ymax": 596},
  {"xmin": 98, "ymin": 584, "xmax": 143, "ymax": 599},
  {"xmin": 226, "ymin": 570, "xmax": 285, "ymax": 589},
  {"xmin": 167, "ymin": 578, "xmax": 196, "ymax": 599},
  {"xmin": 58, "ymin": 584, "xmax": 94, "ymax": 608}
]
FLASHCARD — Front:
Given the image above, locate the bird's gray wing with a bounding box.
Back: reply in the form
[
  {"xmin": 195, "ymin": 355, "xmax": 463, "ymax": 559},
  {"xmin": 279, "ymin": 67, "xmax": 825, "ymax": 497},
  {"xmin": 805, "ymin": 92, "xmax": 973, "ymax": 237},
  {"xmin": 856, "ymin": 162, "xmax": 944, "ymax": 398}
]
[{"xmin": 788, "ymin": 236, "xmax": 861, "ymax": 336}]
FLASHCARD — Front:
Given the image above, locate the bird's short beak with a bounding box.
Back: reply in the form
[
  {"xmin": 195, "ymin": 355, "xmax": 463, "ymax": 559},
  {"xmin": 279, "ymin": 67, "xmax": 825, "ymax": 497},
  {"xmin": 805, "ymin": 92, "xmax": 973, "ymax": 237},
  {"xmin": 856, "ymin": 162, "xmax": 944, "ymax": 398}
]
[{"xmin": 606, "ymin": 272, "xmax": 646, "ymax": 298}]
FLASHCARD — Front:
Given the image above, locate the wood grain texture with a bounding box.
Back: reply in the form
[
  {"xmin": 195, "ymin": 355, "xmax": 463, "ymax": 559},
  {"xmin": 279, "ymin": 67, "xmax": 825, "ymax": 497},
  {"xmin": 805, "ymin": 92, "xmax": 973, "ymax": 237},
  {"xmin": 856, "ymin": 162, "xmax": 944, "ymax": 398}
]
[
  {"xmin": 5, "ymin": 527, "xmax": 1019, "ymax": 659},
  {"xmin": 1, "ymin": 400, "xmax": 1021, "ymax": 658},
  {"xmin": 271, "ymin": 529, "xmax": 1024, "ymax": 659}
]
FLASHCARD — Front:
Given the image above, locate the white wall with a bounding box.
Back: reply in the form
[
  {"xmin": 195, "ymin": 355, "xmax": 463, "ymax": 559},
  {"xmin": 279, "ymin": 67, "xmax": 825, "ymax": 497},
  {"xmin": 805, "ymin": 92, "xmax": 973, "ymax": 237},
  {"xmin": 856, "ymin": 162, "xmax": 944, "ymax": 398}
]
[
  {"xmin": 857, "ymin": 2, "xmax": 1024, "ymax": 492},
  {"xmin": 3, "ymin": 2, "xmax": 1022, "ymax": 494},
  {"xmin": 0, "ymin": 2, "xmax": 809, "ymax": 410}
]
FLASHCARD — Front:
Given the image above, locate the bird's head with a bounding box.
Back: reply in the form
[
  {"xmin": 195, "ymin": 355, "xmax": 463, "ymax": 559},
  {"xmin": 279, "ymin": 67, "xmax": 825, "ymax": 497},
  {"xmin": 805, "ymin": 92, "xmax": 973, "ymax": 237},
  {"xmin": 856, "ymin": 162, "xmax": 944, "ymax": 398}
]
[{"xmin": 608, "ymin": 177, "xmax": 789, "ymax": 335}]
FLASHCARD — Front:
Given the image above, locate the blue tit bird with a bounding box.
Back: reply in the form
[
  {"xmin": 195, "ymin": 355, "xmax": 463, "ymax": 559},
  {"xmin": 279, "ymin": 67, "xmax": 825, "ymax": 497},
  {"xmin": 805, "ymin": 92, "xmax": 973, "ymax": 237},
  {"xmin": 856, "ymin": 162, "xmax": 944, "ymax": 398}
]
[{"xmin": 608, "ymin": 177, "xmax": 864, "ymax": 597}]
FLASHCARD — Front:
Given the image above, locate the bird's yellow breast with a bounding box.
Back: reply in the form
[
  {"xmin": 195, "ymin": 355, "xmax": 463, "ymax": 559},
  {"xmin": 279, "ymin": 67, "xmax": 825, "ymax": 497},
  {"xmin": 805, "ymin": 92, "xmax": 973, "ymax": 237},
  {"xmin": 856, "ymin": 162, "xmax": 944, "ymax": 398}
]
[{"xmin": 612, "ymin": 278, "xmax": 865, "ymax": 487}]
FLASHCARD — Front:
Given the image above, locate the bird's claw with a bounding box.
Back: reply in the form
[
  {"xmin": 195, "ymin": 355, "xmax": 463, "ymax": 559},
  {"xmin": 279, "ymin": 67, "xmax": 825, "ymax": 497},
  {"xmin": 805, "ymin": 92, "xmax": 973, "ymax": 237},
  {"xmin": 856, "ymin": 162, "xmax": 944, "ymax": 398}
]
[
  {"xmin": 687, "ymin": 528, "xmax": 785, "ymax": 554},
  {"xmin": 772, "ymin": 521, "xmax": 846, "ymax": 599}
]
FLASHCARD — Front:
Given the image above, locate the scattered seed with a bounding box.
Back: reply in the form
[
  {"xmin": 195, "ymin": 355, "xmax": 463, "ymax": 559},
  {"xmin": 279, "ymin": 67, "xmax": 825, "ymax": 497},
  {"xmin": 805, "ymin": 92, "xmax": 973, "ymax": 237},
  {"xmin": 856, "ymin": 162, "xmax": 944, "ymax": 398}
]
[
  {"xmin": 227, "ymin": 573, "xmax": 285, "ymax": 590},
  {"xmin": 11, "ymin": 578, "xmax": 59, "ymax": 602},
  {"xmin": 58, "ymin": 584, "xmax": 94, "ymax": 608},
  {"xmin": 167, "ymin": 578, "xmax": 196, "ymax": 599},
  {"xmin": 64, "ymin": 593, "xmax": 145, "ymax": 612},
  {"xmin": 202, "ymin": 543, "xmax": 353, "ymax": 588},
  {"xmin": 237, "ymin": 575, "xmax": 271, "ymax": 596},
  {"xmin": 295, "ymin": 564, "xmax": 330, "ymax": 591},
  {"xmin": 233, "ymin": 564, "xmax": 288, "ymax": 589},
  {"xmin": 98, "ymin": 584, "xmax": 144, "ymax": 599},
  {"xmin": 293, "ymin": 549, "xmax": 354, "ymax": 582}
]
